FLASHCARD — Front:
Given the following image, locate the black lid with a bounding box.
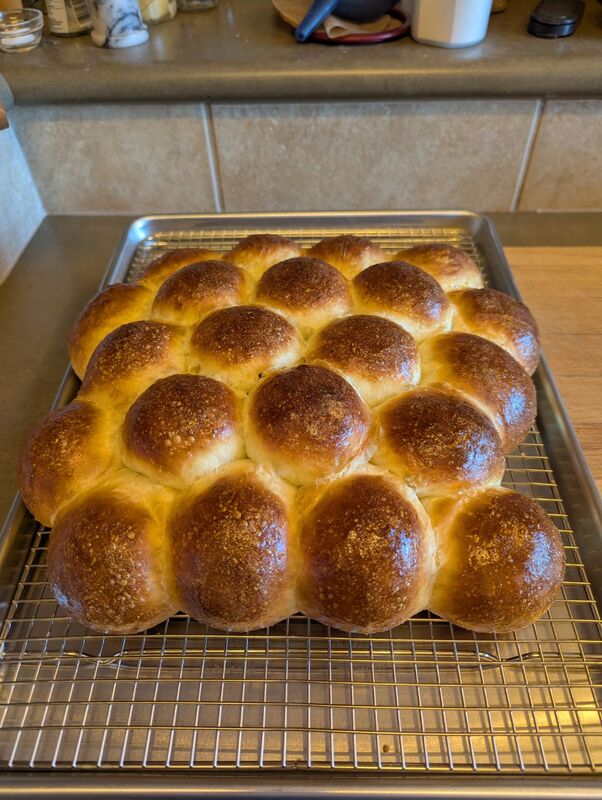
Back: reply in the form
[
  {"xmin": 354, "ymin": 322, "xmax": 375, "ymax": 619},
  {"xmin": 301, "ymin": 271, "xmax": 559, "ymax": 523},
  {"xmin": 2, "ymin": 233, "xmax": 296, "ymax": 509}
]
[{"xmin": 528, "ymin": 0, "xmax": 584, "ymax": 38}]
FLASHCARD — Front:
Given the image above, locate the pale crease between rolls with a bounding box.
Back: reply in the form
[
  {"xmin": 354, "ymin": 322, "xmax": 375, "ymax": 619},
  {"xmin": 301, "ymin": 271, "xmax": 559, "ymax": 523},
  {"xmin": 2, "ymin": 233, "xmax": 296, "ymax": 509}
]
[{"xmin": 19, "ymin": 233, "xmax": 562, "ymax": 636}]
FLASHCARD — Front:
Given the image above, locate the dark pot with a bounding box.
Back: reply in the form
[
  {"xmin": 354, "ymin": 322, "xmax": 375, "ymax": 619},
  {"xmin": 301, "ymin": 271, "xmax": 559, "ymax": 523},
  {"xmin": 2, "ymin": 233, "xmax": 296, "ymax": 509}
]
[{"xmin": 295, "ymin": 0, "xmax": 399, "ymax": 42}]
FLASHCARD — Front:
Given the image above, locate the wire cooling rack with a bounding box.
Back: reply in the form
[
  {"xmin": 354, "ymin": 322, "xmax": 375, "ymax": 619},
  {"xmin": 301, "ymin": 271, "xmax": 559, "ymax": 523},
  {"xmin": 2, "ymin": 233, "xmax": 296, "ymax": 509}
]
[{"xmin": 0, "ymin": 225, "xmax": 601, "ymax": 776}]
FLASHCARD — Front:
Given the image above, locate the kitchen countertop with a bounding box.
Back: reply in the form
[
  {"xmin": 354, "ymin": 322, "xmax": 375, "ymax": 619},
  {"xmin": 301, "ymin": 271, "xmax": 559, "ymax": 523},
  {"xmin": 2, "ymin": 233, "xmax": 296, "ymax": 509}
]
[
  {"xmin": 1, "ymin": 0, "xmax": 602, "ymax": 106},
  {"xmin": 1, "ymin": 211, "xmax": 601, "ymax": 528}
]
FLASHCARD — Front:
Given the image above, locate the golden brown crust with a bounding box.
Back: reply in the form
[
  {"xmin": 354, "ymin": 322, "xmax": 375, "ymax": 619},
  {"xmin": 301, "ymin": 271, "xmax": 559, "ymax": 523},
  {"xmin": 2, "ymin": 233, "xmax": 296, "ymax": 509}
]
[
  {"xmin": 48, "ymin": 473, "xmax": 177, "ymax": 634},
  {"xmin": 395, "ymin": 244, "xmax": 483, "ymax": 292},
  {"xmin": 18, "ymin": 400, "xmax": 118, "ymax": 528},
  {"xmin": 169, "ymin": 462, "xmax": 296, "ymax": 630},
  {"xmin": 122, "ymin": 374, "xmax": 243, "ymax": 488},
  {"xmin": 69, "ymin": 283, "xmax": 153, "ymax": 379},
  {"xmin": 374, "ymin": 386, "xmax": 505, "ymax": 495},
  {"xmin": 420, "ymin": 332, "xmax": 537, "ymax": 451},
  {"xmin": 190, "ymin": 305, "xmax": 302, "ymax": 390},
  {"xmin": 246, "ymin": 364, "xmax": 372, "ymax": 485},
  {"xmin": 151, "ymin": 260, "xmax": 248, "ymax": 326},
  {"xmin": 138, "ymin": 248, "xmax": 218, "ymax": 292},
  {"xmin": 352, "ymin": 261, "xmax": 453, "ymax": 339},
  {"xmin": 298, "ymin": 473, "xmax": 435, "ymax": 633},
  {"xmin": 226, "ymin": 234, "xmax": 302, "ymax": 280},
  {"xmin": 308, "ymin": 235, "xmax": 385, "ymax": 279},
  {"xmin": 21, "ymin": 232, "xmax": 552, "ymax": 637},
  {"xmin": 450, "ymin": 288, "xmax": 541, "ymax": 375},
  {"xmin": 80, "ymin": 320, "xmax": 186, "ymax": 410},
  {"xmin": 428, "ymin": 488, "xmax": 565, "ymax": 632},
  {"xmin": 307, "ymin": 314, "xmax": 419, "ymax": 385},
  {"xmin": 257, "ymin": 257, "xmax": 351, "ymax": 333}
]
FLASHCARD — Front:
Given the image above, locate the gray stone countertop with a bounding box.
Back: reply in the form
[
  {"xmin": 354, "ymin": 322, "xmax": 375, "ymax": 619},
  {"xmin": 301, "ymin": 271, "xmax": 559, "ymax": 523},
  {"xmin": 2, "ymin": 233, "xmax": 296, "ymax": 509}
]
[
  {"xmin": 2, "ymin": 211, "xmax": 602, "ymax": 526},
  {"xmin": 1, "ymin": 0, "xmax": 602, "ymax": 105}
]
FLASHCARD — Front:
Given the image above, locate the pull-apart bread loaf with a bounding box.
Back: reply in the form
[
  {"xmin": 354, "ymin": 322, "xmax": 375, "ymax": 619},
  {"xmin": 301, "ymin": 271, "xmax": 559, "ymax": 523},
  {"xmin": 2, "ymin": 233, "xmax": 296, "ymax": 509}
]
[{"xmin": 19, "ymin": 233, "xmax": 564, "ymax": 635}]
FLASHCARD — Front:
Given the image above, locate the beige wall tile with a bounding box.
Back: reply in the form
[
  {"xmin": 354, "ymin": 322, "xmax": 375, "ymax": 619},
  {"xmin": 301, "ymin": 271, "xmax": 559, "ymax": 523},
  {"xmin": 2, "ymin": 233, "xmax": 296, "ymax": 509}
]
[
  {"xmin": 212, "ymin": 101, "xmax": 537, "ymax": 212},
  {"xmin": 12, "ymin": 104, "xmax": 216, "ymax": 214},
  {"xmin": 0, "ymin": 122, "xmax": 45, "ymax": 284},
  {"xmin": 520, "ymin": 100, "xmax": 602, "ymax": 211}
]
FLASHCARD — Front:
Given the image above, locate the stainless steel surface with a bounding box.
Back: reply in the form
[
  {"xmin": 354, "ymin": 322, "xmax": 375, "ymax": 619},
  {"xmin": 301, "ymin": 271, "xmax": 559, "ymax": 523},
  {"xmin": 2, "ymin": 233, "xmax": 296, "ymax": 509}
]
[{"xmin": 1, "ymin": 212, "xmax": 601, "ymax": 795}]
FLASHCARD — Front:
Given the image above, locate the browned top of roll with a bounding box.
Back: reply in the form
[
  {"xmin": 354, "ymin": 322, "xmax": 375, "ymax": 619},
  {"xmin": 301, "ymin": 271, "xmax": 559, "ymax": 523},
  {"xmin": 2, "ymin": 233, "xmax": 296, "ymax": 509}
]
[
  {"xmin": 249, "ymin": 364, "xmax": 371, "ymax": 473},
  {"xmin": 450, "ymin": 287, "xmax": 541, "ymax": 375},
  {"xmin": 123, "ymin": 374, "xmax": 239, "ymax": 479},
  {"xmin": 395, "ymin": 244, "xmax": 483, "ymax": 291},
  {"xmin": 18, "ymin": 400, "xmax": 116, "ymax": 528},
  {"xmin": 308, "ymin": 235, "xmax": 385, "ymax": 277},
  {"xmin": 81, "ymin": 320, "xmax": 185, "ymax": 399},
  {"xmin": 308, "ymin": 314, "xmax": 419, "ymax": 383},
  {"xmin": 353, "ymin": 261, "xmax": 451, "ymax": 331},
  {"xmin": 378, "ymin": 386, "xmax": 505, "ymax": 493},
  {"xmin": 257, "ymin": 257, "xmax": 350, "ymax": 312},
  {"xmin": 421, "ymin": 332, "xmax": 536, "ymax": 451},
  {"xmin": 299, "ymin": 473, "xmax": 429, "ymax": 632},
  {"xmin": 69, "ymin": 283, "xmax": 153, "ymax": 379},
  {"xmin": 226, "ymin": 234, "xmax": 302, "ymax": 272},
  {"xmin": 429, "ymin": 489, "xmax": 565, "ymax": 632},
  {"xmin": 151, "ymin": 260, "xmax": 246, "ymax": 323},
  {"xmin": 138, "ymin": 248, "xmax": 218, "ymax": 291},
  {"xmin": 48, "ymin": 476, "xmax": 175, "ymax": 633},
  {"xmin": 170, "ymin": 463, "xmax": 292, "ymax": 628},
  {"xmin": 191, "ymin": 305, "xmax": 298, "ymax": 367}
]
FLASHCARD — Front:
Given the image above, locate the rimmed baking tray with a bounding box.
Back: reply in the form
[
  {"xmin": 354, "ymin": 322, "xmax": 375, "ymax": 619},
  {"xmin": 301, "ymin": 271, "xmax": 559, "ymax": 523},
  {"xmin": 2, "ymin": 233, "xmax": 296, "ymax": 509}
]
[{"xmin": 0, "ymin": 212, "xmax": 601, "ymax": 798}]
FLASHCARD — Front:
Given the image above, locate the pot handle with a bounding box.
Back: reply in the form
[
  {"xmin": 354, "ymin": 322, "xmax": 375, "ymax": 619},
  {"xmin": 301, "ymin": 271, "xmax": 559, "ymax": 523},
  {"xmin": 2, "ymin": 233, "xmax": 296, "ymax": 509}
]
[{"xmin": 295, "ymin": 0, "xmax": 339, "ymax": 41}]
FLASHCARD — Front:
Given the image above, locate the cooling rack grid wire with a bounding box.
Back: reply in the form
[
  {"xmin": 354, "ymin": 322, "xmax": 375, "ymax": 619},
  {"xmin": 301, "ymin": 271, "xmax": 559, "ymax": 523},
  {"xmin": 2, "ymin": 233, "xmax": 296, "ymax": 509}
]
[{"xmin": 0, "ymin": 225, "xmax": 600, "ymax": 775}]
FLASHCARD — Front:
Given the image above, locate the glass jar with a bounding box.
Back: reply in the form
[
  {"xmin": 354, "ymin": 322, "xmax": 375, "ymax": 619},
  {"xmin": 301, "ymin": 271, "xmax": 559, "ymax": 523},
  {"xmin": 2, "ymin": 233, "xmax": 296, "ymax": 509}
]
[{"xmin": 140, "ymin": 0, "xmax": 176, "ymax": 25}]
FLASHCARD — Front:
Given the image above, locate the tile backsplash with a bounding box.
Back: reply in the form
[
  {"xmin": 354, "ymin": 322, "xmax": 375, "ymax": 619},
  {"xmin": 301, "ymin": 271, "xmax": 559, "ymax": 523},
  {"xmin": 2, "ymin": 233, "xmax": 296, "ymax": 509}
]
[
  {"xmin": 212, "ymin": 100, "xmax": 538, "ymax": 212},
  {"xmin": 2, "ymin": 97, "xmax": 602, "ymax": 277},
  {"xmin": 12, "ymin": 104, "xmax": 217, "ymax": 215}
]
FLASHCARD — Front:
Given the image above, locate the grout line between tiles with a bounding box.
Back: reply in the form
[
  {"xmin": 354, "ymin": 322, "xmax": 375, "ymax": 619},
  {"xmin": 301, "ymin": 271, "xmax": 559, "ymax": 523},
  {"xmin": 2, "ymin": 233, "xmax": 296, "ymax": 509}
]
[
  {"xmin": 511, "ymin": 99, "xmax": 544, "ymax": 213},
  {"xmin": 201, "ymin": 103, "xmax": 225, "ymax": 213}
]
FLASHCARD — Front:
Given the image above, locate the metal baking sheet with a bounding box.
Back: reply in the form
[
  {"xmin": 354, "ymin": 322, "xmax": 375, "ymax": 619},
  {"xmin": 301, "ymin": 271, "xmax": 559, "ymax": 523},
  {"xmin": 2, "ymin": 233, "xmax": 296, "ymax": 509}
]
[{"xmin": 0, "ymin": 212, "xmax": 601, "ymax": 798}]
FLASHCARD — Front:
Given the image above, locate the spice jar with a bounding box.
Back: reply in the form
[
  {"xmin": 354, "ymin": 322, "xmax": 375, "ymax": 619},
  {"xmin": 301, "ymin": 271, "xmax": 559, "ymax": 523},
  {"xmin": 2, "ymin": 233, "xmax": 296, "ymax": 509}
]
[{"xmin": 86, "ymin": 0, "xmax": 149, "ymax": 47}]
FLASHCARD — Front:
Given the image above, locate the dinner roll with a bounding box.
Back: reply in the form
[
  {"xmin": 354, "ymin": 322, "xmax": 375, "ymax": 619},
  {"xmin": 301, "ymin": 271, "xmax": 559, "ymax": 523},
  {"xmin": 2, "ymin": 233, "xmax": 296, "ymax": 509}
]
[
  {"xmin": 169, "ymin": 461, "xmax": 297, "ymax": 630},
  {"xmin": 297, "ymin": 469, "xmax": 436, "ymax": 633},
  {"xmin": 69, "ymin": 283, "xmax": 153, "ymax": 379},
  {"xmin": 426, "ymin": 488, "xmax": 565, "ymax": 632},
  {"xmin": 306, "ymin": 314, "xmax": 420, "ymax": 406},
  {"xmin": 20, "ymin": 232, "xmax": 560, "ymax": 638},
  {"xmin": 48, "ymin": 470, "xmax": 178, "ymax": 634},
  {"xmin": 450, "ymin": 287, "xmax": 541, "ymax": 375},
  {"xmin": 352, "ymin": 261, "xmax": 453, "ymax": 340},
  {"xmin": 138, "ymin": 248, "xmax": 218, "ymax": 293},
  {"xmin": 256, "ymin": 257, "xmax": 351, "ymax": 336},
  {"xmin": 420, "ymin": 332, "xmax": 536, "ymax": 451},
  {"xmin": 190, "ymin": 305, "xmax": 302, "ymax": 392},
  {"xmin": 246, "ymin": 364, "xmax": 372, "ymax": 485},
  {"xmin": 395, "ymin": 244, "xmax": 483, "ymax": 292},
  {"xmin": 308, "ymin": 234, "xmax": 385, "ymax": 279},
  {"xmin": 80, "ymin": 320, "xmax": 187, "ymax": 411},
  {"xmin": 151, "ymin": 260, "xmax": 250, "ymax": 326},
  {"xmin": 122, "ymin": 374, "xmax": 244, "ymax": 489},
  {"xmin": 18, "ymin": 400, "xmax": 118, "ymax": 528},
  {"xmin": 226, "ymin": 234, "xmax": 302, "ymax": 280},
  {"xmin": 374, "ymin": 386, "xmax": 505, "ymax": 496}
]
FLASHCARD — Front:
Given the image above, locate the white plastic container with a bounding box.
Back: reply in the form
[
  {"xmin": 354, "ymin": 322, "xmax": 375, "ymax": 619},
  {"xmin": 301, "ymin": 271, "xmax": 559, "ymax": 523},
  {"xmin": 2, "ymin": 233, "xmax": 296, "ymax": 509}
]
[{"xmin": 411, "ymin": 0, "xmax": 493, "ymax": 48}]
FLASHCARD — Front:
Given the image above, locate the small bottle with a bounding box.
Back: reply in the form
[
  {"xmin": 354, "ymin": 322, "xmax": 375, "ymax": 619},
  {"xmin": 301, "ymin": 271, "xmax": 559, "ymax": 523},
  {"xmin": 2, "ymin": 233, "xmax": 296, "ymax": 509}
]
[
  {"xmin": 176, "ymin": 0, "xmax": 216, "ymax": 12},
  {"xmin": 46, "ymin": 0, "xmax": 92, "ymax": 36},
  {"xmin": 139, "ymin": 0, "xmax": 176, "ymax": 25}
]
